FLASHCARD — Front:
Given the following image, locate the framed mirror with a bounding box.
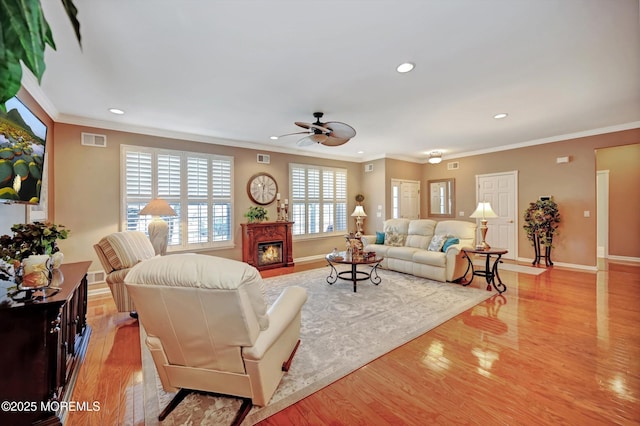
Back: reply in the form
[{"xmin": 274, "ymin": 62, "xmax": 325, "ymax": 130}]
[{"xmin": 428, "ymin": 178, "xmax": 455, "ymax": 218}]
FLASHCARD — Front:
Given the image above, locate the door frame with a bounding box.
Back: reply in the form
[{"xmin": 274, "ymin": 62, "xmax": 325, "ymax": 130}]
[{"xmin": 596, "ymin": 170, "xmax": 609, "ymax": 259}]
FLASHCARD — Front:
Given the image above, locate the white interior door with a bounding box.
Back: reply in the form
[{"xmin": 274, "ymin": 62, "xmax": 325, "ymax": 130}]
[
  {"xmin": 476, "ymin": 171, "xmax": 518, "ymax": 259},
  {"xmin": 391, "ymin": 179, "xmax": 420, "ymax": 219}
]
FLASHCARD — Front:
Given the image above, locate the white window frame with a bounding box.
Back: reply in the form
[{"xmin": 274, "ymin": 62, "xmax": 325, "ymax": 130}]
[
  {"xmin": 121, "ymin": 145, "xmax": 234, "ymax": 251},
  {"xmin": 289, "ymin": 163, "xmax": 347, "ymax": 238}
]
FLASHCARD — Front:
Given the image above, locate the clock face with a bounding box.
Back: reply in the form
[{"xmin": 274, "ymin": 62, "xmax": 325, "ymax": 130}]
[{"xmin": 247, "ymin": 173, "xmax": 278, "ymax": 205}]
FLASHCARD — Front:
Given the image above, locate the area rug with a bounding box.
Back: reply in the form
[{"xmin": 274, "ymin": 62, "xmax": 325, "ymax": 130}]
[{"xmin": 141, "ymin": 267, "xmax": 493, "ymax": 425}]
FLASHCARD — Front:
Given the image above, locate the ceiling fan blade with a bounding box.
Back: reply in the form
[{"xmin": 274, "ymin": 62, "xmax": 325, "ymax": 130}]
[
  {"xmin": 310, "ymin": 133, "xmax": 328, "ymax": 143},
  {"xmin": 324, "ymin": 121, "xmax": 356, "ymax": 140},
  {"xmin": 296, "ymin": 136, "xmax": 316, "ymax": 147},
  {"xmin": 277, "ymin": 131, "xmax": 310, "ymax": 138},
  {"xmin": 321, "ymin": 136, "xmax": 350, "ymax": 147}
]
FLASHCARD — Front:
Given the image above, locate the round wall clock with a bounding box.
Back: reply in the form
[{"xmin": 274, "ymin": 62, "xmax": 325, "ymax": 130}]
[{"xmin": 247, "ymin": 172, "xmax": 278, "ymax": 205}]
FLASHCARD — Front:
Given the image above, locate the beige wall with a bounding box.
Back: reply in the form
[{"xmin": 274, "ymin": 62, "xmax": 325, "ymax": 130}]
[
  {"xmin": 423, "ymin": 129, "xmax": 640, "ymax": 267},
  {"xmin": 4, "ymin": 90, "xmax": 638, "ymax": 270},
  {"xmin": 596, "ymin": 143, "xmax": 640, "ymax": 258},
  {"xmin": 360, "ymin": 158, "xmax": 386, "ymax": 233},
  {"xmin": 52, "ymin": 123, "xmax": 363, "ymax": 270}
]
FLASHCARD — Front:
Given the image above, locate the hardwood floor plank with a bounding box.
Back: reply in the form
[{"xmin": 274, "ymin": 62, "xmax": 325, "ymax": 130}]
[{"xmin": 67, "ymin": 260, "xmax": 640, "ymax": 425}]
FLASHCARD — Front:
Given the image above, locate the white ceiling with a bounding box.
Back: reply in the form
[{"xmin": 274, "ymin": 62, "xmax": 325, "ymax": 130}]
[{"xmin": 24, "ymin": 0, "xmax": 640, "ymax": 163}]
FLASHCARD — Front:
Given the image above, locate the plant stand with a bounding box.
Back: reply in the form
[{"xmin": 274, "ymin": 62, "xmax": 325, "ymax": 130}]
[{"xmin": 532, "ymin": 233, "xmax": 553, "ymax": 267}]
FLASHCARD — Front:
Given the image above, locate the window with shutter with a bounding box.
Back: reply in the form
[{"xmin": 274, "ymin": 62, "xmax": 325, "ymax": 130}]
[
  {"xmin": 290, "ymin": 163, "xmax": 348, "ymax": 236},
  {"xmin": 122, "ymin": 145, "xmax": 233, "ymax": 251}
]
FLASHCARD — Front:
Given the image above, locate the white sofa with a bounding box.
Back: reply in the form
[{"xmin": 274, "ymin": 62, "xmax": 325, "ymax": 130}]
[{"xmin": 362, "ymin": 219, "xmax": 477, "ymax": 282}]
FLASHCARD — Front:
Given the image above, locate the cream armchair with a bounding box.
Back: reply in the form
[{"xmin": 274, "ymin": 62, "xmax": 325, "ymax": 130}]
[
  {"xmin": 93, "ymin": 231, "xmax": 156, "ymax": 314},
  {"xmin": 124, "ymin": 253, "xmax": 307, "ymax": 422}
]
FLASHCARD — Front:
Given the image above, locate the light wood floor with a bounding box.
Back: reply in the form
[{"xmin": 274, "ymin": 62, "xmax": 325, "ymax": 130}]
[{"xmin": 68, "ymin": 260, "xmax": 640, "ymax": 425}]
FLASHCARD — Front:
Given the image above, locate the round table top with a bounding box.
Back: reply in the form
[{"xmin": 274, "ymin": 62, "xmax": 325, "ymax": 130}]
[
  {"xmin": 462, "ymin": 247, "xmax": 508, "ymax": 255},
  {"xmin": 326, "ymin": 252, "xmax": 383, "ymax": 265}
]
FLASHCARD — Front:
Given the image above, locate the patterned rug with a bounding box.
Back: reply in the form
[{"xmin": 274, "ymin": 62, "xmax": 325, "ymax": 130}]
[{"xmin": 141, "ymin": 267, "xmax": 493, "ymax": 425}]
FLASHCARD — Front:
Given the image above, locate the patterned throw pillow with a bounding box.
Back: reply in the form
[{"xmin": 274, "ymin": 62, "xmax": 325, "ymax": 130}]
[
  {"xmin": 428, "ymin": 234, "xmax": 448, "ymax": 251},
  {"xmin": 385, "ymin": 232, "xmax": 407, "ymax": 247}
]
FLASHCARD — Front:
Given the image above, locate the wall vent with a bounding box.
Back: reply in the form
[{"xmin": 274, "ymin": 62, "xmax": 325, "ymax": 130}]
[
  {"xmin": 364, "ymin": 163, "xmax": 374, "ymax": 172},
  {"xmin": 86, "ymin": 271, "xmax": 106, "ymax": 284},
  {"xmin": 81, "ymin": 132, "xmax": 107, "ymax": 147},
  {"xmin": 447, "ymin": 161, "xmax": 459, "ymax": 170},
  {"xmin": 257, "ymin": 153, "xmax": 270, "ymax": 164}
]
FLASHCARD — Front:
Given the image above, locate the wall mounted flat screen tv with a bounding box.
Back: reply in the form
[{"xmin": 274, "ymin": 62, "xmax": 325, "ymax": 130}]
[{"xmin": 0, "ymin": 96, "xmax": 48, "ymax": 205}]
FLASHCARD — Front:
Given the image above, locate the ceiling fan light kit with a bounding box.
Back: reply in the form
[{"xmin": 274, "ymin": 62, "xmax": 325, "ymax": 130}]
[
  {"xmin": 428, "ymin": 151, "xmax": 443, "ymax": 164},
  {"xmin": 279, "ymin": 112, "xmax": 356, "ymax": 147}
]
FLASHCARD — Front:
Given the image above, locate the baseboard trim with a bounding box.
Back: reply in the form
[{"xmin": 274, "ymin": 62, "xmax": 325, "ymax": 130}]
[
  {"xmin": 516, "ymin": 257, "xmax": 598, "ymax": 272},
  {"xmin": 607, "ymin": 255, "xmax": 640, "ymax": 263}
]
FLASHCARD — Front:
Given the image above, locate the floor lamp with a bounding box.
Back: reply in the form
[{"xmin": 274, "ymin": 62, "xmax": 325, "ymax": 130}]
[
  {"xmin": 470, "ymin": 201, "xmax": 498, "ymax": 250},
  {"xmin": 140, "ymin": 198, "xmax": 177, "ymax": 255},
  {"xmin": 351, "ymin": 205, "xmax": 367, "ymax": 237}
]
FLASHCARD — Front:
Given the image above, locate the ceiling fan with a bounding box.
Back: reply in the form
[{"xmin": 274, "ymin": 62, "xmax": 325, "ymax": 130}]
[{"xmin": 280, "ymin": 112, "xmax": 356, "ymax": 147}]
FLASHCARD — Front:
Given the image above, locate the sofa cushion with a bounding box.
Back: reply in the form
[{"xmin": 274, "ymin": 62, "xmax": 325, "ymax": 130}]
[
  {"xmin": 434, "ymin": 220, "xmax": 477, "ymax": 247},
  {"xmin": 413, "ymin": 250, "xmax": 447, "ymax": 267},
  {"xmin": 387, "ymin": 246, "xmax": 420, "ymax": 261},
  {"xmin": 405, "ymin": 219, "xmax": 436, "ymax": 249},
  {"xmin": 375, "ymin": 231, "xmax": 385, "ymax": 244},
  {"xmin": 427, "ymin": 234, "xmax": 448, "ymax": 251}
]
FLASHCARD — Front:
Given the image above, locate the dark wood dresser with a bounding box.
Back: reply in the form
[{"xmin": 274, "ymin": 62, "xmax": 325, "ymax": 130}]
[{"xmin": 0, "ymin": 261, "xmax": 91, "ymax": 425}]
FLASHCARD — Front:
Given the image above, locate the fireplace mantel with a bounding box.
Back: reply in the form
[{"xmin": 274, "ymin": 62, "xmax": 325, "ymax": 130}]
[{"xmin": 241, "ymin": 221, "xmax": 294, "ymax": 271}]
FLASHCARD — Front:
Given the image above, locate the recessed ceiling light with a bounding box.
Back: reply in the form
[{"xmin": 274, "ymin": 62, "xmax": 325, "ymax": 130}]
[
  {"xmin": 493, "ymin": 113, "xmax": 508, "ymax": 119},
  {"xmin": 109, "ymin": 108, "xmax": 125, "ymax": 115},
  {"xmin": 270, "ymin": 136, "xmax": 278, "ymax": 140},
  {"xmin": 396, "ymin": 62, "xmax": 415, "ymax": 73},
  {"xmin": 357, "ymin": 151, "xmax": 364, "ymax": 154}
]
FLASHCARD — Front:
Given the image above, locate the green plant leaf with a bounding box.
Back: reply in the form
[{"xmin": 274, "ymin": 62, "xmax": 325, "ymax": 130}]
[
  {"xmin": 0, "ymin": 0, "xmax": 81, "ymax": 110},
  {"xmin": 60, "ymin": 0, "xmax": 81, "ymax": 46}
]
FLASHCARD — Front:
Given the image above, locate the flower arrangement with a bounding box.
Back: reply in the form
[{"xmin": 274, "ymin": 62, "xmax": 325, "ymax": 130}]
[
  {"xmin": 523, "ymin": 199, "xmax": 560, "ymax": 248},
  {"xmin": 0, "ymin": 222, "xmax": 70, "ymax": 280},
  {"xmin": 244, "ymin": 206, "xmax": 268, "ymax": 223}
]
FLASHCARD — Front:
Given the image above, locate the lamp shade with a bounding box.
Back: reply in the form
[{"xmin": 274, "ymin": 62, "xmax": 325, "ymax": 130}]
[
  {"xmin": 139, "ymin": 198, "xmax": 177, "ymax": 216},
  {"xmin": 351, "ymin": 205, "xmax": 367, "ymax": 217},
  {"xmin": 469, "ymin": 202, "xmax": 497, "ymax": 219}
]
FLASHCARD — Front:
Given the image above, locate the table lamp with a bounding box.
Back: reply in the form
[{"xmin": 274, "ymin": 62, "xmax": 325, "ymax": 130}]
[
  {"xmin": 351, "ymin": 205, "xmax": 367, "ymax": 237},
  {"xmin": 139, "ymin": 198, "xmax": 177, "ymax": 255},
  {"xmin": 470, "ymin": 202, "xmax": 498, "ymax": 250}
]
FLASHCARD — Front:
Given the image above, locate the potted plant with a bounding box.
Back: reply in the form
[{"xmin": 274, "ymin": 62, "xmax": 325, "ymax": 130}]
[
  {"xmin": 244, "ymin": 206, "xmax": 268, "ymax": 223},
  {"xmin": 0, "ymin": 221, "xmax": 70, "ymax": 280},
  {"xmin": 523, "ymin": 198, "xmax": 560, "ymax": 248}
]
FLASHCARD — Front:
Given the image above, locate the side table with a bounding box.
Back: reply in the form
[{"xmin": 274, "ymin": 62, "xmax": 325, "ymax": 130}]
[{"xmin": 461, "ymin": 248, "xmax": 508, "ymax": 293}]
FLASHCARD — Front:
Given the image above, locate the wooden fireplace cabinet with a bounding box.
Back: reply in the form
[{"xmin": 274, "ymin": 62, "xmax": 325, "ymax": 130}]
[
  {"xmin": 241, "ymin": 221, "xmax": 295, "ymax": 271},
  {"xmin": 0, "ymin": 261, "xmax": 92, "ymax": 425}
]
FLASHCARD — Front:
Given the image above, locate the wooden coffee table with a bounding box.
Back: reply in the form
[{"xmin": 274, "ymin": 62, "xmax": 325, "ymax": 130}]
[{"xmin": 325, "ymin": 252, "xmax": 383, "ymax": 292}]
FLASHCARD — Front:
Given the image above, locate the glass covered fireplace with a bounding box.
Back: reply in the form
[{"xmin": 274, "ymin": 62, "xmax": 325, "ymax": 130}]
[{"xmin": 257, "ymin": 241, "xmax": 283, "ymax": 267}]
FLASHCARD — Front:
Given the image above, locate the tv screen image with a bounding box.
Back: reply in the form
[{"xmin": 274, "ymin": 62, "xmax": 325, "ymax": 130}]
[{"xmin": 0, "ymin": 97, "xmax": 48, "ymax": 205}]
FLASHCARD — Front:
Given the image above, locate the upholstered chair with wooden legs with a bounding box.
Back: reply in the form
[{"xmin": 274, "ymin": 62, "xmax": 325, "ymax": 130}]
[
  {"xmin": 124, "ymin": 253, "xmax": 307, "ymax": 423},
  {"xmin": 93, "ymin": 231, "xmax": 156, "ymax": 315}
]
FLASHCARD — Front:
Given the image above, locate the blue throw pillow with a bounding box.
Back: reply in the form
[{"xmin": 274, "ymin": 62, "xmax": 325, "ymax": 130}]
[
  {"xmin": 441, "ymin": 237, "xmax": 459, "ymax": 252},
  {"xmin": 375, "ymin": 231, "xmax": 385, "ymax": 244}
]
